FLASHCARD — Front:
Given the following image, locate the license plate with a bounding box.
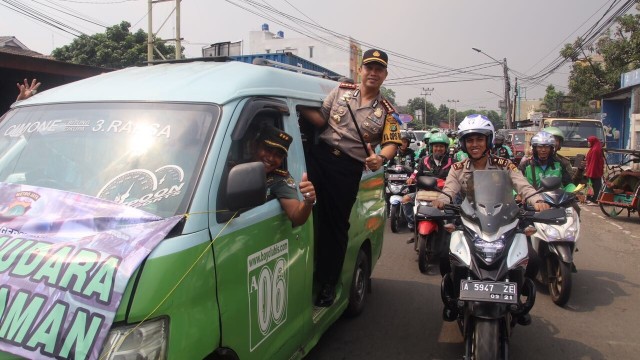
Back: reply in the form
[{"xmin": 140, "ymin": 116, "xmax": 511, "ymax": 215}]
[
  {"xmin": 387, "ymin": 174, "xmax": 407, "ymax": 181},
  {"xmin": 459, "ymin": 280, "xmax": 517, "ymax": 304}
]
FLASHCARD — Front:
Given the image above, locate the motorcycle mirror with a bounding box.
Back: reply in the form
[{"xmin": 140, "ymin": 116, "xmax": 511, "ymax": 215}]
[
  {"xmin": 524, "ymin": 176, "xmax": 562, "ymax": 204},
  {"xmin": 417, "ymin": 175, "xmax": 453, "ymax": 202},
  {"xmin": 417, "ymin": 176, "xmax": 437, "ymax": 189},
  {"xmin": 539, "ymin": 176, "xmax": 562, "ymax": 191},
  {"xmin": 532, "ymin": 207, "xmax": 566, "ymax": 224}
]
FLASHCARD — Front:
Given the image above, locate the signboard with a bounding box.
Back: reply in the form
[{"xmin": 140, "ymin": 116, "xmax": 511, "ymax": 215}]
[
  {"xmin": 621, "ymin": 68, "xmax": 640, "ymax": 88},
  {"xmin": 0, "ymin": 183, "xmax": 181, "ymax": 360}
]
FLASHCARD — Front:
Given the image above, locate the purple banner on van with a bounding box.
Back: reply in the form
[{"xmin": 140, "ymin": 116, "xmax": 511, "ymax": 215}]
[{"xmin": 0, "ymin": 183, "xmax": 182, "ymax": 360}]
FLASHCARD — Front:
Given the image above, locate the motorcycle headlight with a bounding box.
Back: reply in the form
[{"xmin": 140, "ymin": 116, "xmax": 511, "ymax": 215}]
[
  {"xmin": 473, "ymin": 234, "xmax": 506, "ymax": 264},
  {"xmin": 565, "ymin": 226, "xmax": 577, "ymax": 242},
  {"xmin": 543, "ymin": 226, "xmax": 561, "ymax": 241},
  {"xmin": 99, "ymin": 317, "xmax": 168, "ymax": 360},
  {"xmin": 389, "ymin": 184, "xmax": 403, "ymax": 193}
]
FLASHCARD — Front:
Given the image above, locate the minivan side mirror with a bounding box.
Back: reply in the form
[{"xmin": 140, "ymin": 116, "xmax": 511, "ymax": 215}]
[{"xmin": 226, "ymin": 162, "xmax": 266, "ymax": 211}]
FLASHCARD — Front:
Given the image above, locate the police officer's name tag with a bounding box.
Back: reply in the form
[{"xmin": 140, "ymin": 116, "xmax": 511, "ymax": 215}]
[{"xmin": 368, "ymin": 115, "xmax": 383, "ymax": 127}]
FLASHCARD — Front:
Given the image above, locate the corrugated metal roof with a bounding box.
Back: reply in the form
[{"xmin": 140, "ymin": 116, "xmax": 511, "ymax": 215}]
[{"xmin": 14, "ymin": 60, "xmax": 338, "ymax": 107}]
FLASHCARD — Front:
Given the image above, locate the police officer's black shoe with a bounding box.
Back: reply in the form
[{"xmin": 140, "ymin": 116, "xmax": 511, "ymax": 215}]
[
  {"xmin": 442, "ymin": 305, "xmax": 457, "ymax": 322},
  {"xmin": 315, "ymin": 284, "xmax": 335, "ymax": 307},
  {"xmin": 517, "ymin": 313, "xmax": 532, "ymax": 326}
]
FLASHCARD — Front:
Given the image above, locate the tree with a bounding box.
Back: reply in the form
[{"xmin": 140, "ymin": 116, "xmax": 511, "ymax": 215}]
[
  {"xmin": 542, "ymin": 85, "xmax": 565, "ymax": 113},
  {"xmin": 380, "ymin": 87, "xmax": 397, "ymax": 106},
  {"xmin": 561, "ymin": 3, "xmax": 640, "ymax": 106},
  {"xmin": 52, "ymin": 21, "xmax": 180, "ymax": 69},
  {"xmin": 404, "ymin": 97, "xmax": 437, "ymax": 129}
]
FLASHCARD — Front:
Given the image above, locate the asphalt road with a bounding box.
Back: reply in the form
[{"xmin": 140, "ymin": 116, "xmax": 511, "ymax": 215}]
[{"xmin": 306, "ymin": 203, "xmax": 640, "ymax": 360}]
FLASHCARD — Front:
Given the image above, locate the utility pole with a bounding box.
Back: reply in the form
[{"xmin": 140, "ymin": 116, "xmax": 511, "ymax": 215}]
[
  {"xmin": 421, "ymin": 87, "xmax": 434, "ymax": 129},
  {"xmin": 512, "ymin": 78, "xmax": 518, "ymax": 127},
  {"xmin": 503, "ymin": 58, "xmax": 512, "ymax": 129},
  {"xmin": 447, "ymin": 99, "xmax": 460, "ymax": 129}
]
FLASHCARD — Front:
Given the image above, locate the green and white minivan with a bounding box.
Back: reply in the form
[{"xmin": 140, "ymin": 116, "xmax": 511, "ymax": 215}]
[{"xmin": 0, "ymin": 60, "xmax": 386, "ymax": 359}]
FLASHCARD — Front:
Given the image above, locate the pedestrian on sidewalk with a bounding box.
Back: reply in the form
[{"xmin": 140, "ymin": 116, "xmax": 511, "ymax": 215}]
[{"xmin": 585, "ymin": 136, "xmax": 604, "ymax": 204}]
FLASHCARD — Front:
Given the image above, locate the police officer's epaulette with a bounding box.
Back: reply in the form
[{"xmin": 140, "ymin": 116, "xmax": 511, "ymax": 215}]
[
  {"xmin": 380, "ymin": 98, "xmax": 396, "ymax": 115},
  {"xmin": 493, "ymin": 156, "xmax": 518, "ymax": 171},
  {"xmin": 339, "ymin": 82, "xmax": 358, "ymax": 89},
  {"xmin": 452, "ymin": 161, "xmax": 465, "ymax": 170},
  {"xmin": 273, "ymin": 169, "xmax": 290, "ymax": 177}
]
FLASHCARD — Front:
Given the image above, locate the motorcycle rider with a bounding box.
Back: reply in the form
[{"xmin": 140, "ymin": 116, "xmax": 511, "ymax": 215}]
[
  {"xmin": 432, "ymin": 114, "xmax": 549, "ymax": 322},
  {"xmin": 417, "ymin": 132, "xmax": 431, "ymax": 158},
  {"xmin": 543, "ymin": 126, "xmax": 584, "ymax": 185},
  {"xmin": 388, "ymin": 134, "xmax": 416, "ymax": 168},
  {"xmin": 403, "ymin": 132, "xmax": 453, "ymax": 236},
  {"xmin": 518, "ymin": 131, "xmax": 573, "ymax": 188},
  {"xmin": 491, "ymin": 133, "xmax": 514, "ymax": 160},
  {"xmin": 518, "ymin": 130, "xmax": 580, "ymax": 214}
]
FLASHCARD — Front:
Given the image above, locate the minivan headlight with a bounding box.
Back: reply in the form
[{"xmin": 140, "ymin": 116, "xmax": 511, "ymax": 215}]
[{"xmin": 99, "ymin": 317, "xmax": 168, "ymax": 360}]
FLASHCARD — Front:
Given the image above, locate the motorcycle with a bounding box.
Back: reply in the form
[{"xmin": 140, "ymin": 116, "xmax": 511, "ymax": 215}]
[
  {"xmin": 433, "ymin": 171, "xmax": 566, "ymax": 359},
  {"xmin": 528, "ymin": 181, "xmax": 580, "ymax": 306},
  {"xmin": 385, "ymin": 159, "xmax": 415, "ymax": 233},
  {"xmin": 412, "ymin": 177, "xmax": 450, "ymax": 274}
]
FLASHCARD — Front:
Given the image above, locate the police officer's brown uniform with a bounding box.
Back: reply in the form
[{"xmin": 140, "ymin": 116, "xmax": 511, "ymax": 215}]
[
  {"xmin": 306, "ymin": 49, "xmax": 401, "ymax": 306},
  {"xmin": 437, "ymin": 155, "xmax": 544, "ymax": 205}
]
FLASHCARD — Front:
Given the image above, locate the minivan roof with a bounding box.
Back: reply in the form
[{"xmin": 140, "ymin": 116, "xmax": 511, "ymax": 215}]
[{"xmin": 12, "ymin": 61, "xmax": 338, "ymax": 107}]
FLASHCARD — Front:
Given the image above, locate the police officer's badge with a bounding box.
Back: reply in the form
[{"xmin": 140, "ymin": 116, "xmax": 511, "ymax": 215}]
[
  {"xmin": 342, "ymin": 91, "xmax": 352, "ymax": 102},
  {"xmin": 337, "ymin": 106, "xmax": 346, "ymax": 116},
  {"xmin": 333, "ymin": 114, "xmax": 341, "ymax": 123},
  {"xmin": 374, "ymin": 107, "xmax": 383, "ymax": 118},
  {"xmin": 286, "ymin": 177, "xmax": 296, "ymax": 188},
  {"xmin": 390, "ymin": 124, "xmax": 398, "ymax": 131}
]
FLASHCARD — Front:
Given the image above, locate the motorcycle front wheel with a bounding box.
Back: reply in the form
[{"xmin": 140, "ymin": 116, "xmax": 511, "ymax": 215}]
[
  {"xmin": 390, "ymin": 205, "xmax": 400, "ymax": 233},
  {"xmin": 473, "ymin": 318, "xmax": 500, "ymax": 360},
  {"xmin": 548, "ymin": 256, "xmax": 572, "ymax": 306},
  {"xmin": 418, "ymin": 234, "xmax": 428, "ymax": 273}
]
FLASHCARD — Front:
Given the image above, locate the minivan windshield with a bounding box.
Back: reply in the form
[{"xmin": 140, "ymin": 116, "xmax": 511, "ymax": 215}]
[{"xmin": 0, "ymin": 102, "xmax": 218, "ymax": 217}]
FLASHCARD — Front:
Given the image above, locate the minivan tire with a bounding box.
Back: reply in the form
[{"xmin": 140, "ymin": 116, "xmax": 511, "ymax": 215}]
[{"xmin": 344, "ymin": 249, "xmax": 369, "ymax": 318}]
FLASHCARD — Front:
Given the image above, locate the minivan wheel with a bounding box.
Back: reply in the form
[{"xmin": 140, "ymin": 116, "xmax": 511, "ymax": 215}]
[{"xmin": 344, "ymin": 249, "xmax": 369, "ymax": 318}]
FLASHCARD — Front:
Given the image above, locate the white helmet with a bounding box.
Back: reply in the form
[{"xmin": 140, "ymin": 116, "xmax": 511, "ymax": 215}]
[
  {"xmin": 457, "ymin": 114, "xmax": 495, "ymax": 153},
  {"xmin": 531, "ymin": 131, "xmax": 556, "ymax": 160}
]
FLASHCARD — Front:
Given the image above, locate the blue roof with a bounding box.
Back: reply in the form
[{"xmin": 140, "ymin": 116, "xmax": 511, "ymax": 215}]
[{"xmin": 14, "ymin": 61, "xmax": 338, "ymax": 107}]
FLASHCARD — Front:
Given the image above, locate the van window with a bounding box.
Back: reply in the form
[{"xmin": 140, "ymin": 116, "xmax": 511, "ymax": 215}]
[
  {"xmin": 512, "ymin": 133, "xmax": 525, "ymax": 144},
  {"xmin": 0, "ymin": 102, "xmax": 218, "ymax": 217}
]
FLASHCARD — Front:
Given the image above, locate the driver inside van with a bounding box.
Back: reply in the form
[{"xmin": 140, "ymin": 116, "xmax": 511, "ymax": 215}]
[{"xmin": 252, "ymin": 125, "xmax": 317, "ymax": 227}]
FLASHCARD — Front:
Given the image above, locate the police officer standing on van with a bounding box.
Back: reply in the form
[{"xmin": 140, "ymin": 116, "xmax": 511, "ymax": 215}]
[{"xmin": 300, "ymin": 49, "xmax": 402, "ymax": 307}]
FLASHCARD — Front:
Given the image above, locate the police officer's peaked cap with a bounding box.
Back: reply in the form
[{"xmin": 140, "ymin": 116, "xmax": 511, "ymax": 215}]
[
  {"xmin": 257, "ymin": 125, "xmax": 293, "ymax": 155},
  {"xmin": 362, "ymin": 49, "xmax": 388, "ymax": 68}
]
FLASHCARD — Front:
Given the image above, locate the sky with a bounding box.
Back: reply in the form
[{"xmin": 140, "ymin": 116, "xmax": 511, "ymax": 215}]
[{"xmin": 1, "ymin": 0, "xmax": 631, "ymax": 113}]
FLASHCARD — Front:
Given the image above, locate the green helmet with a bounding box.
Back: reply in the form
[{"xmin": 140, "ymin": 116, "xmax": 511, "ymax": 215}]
[
  {"xmin": 430, "ymin": 128, "xmax": 441, "ymax": 134},
  {"xmin": 423, "ymin": 132, "xmax": 431, "ymax": 141},
  {"xmin": 543, "ymin": 126, "xmax": 564, "ymax": 141},
  {"xmin": 429, "ymin": 132, "xmax": 449, "ymax": 146}
]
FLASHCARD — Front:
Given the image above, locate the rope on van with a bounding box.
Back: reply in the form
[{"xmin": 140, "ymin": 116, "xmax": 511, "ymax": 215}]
[{"xmin": 99, "ymin": 210, "xmax": 239, "ymax": 360}]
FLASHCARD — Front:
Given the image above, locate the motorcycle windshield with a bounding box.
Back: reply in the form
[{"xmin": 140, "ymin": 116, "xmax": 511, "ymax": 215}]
[{"xmin": 461, "ymin": 170, "xmax": 519, "ymax": 234}]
